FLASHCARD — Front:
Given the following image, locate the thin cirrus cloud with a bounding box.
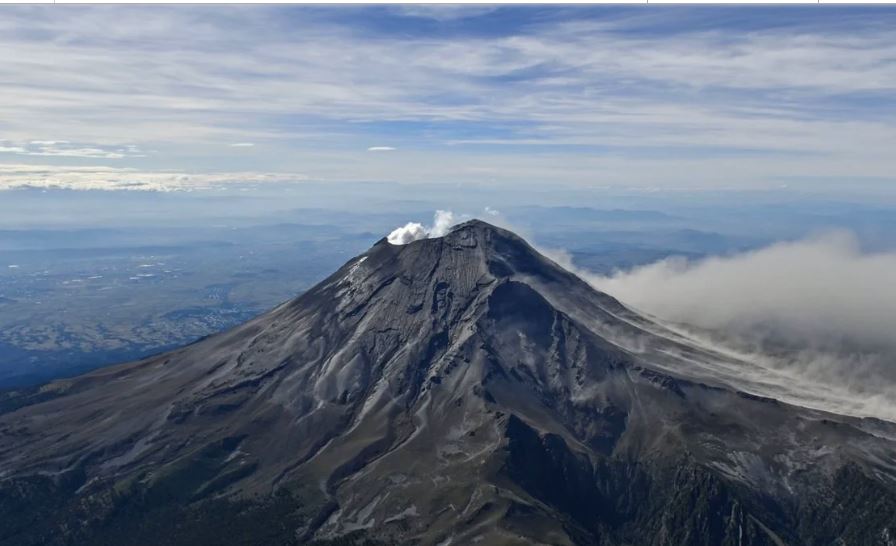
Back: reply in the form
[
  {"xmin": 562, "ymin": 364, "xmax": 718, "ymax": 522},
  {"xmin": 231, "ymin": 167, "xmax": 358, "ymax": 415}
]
[
  {"xmin": 367, "ymin": 146, "xmax": 395, "ymax": 152},
  {"xmin": 0, "ymin": 6, "xmax": 894, "ymax": 190},
  {"xmin": 0, "ymin": 140, "xmax": 144, "ymax": 159},
  {"xmin": 0, "ymin": 163, "xmax": 309, "ymax": 192}
]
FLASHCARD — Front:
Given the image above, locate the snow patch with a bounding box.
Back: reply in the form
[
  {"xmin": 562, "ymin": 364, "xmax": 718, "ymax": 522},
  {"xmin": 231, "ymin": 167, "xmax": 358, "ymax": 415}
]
[
  {"xmin": 384, "ymin": 505, "xmax": 418, "ymax": 524},
  {"xmin": 343, "ymin": 256, "xmax": 368, "ymax": 284}
]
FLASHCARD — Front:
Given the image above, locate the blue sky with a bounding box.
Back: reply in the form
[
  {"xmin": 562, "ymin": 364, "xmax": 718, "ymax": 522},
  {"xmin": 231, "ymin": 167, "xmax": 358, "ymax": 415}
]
[{"xmin": 1, "ymin": 5, "xmax": 895, "ymax": 194}]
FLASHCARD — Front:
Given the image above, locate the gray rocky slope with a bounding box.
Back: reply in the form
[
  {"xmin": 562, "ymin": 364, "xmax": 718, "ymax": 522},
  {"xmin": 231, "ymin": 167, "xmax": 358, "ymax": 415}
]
[{"xmin": 1, "ymin": 220, "xmax": 895, "ymax": 545}]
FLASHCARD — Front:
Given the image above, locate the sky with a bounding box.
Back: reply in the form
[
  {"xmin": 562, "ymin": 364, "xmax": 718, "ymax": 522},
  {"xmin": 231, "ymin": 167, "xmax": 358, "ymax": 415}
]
[{"xmin": 1, "ymin": 5, "xmax": 896, "ymax": 194}]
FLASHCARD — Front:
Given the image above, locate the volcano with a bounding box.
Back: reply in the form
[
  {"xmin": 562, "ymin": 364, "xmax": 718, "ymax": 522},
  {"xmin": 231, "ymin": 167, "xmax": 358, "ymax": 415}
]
[{"xmin": 1, "ymin": 220, "xmax": 895, "ymax": 545}]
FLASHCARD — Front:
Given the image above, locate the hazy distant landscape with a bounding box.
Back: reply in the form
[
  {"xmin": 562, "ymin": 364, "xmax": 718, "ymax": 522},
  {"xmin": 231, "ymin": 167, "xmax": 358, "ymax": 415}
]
[{"xmin": 3, "ymin": 185, "xmax": 896, "ymax": 388}]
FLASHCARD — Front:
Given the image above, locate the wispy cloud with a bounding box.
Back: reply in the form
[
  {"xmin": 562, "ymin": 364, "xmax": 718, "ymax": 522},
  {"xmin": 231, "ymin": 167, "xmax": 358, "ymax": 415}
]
[
  {"xmin": 389, "ymin": 5, "xmax": 500, "ymax": 21},
  {"xmin": 230, "ymin": 142, "xmax": 255, "ymax": 147},
  {"xmin": 0, "ymin": 140, "xmax": 144, "ymax": 159},
  {"xmin": 0, "ymin": 6, "xmax": 894, "ymax": 189},
  {"xmin": 0, "ymin": 163, "xmax": 308, "ymax": 192},
  {"xmin": 367, "ymin": 146, "xmax": 395, "ymax": 152}
]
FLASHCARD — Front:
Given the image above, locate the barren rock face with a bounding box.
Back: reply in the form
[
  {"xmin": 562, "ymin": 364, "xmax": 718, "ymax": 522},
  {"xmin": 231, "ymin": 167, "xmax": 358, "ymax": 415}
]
[{"xmin": 1, "ymin": 220, "xmax": 895, "ymax": 546}]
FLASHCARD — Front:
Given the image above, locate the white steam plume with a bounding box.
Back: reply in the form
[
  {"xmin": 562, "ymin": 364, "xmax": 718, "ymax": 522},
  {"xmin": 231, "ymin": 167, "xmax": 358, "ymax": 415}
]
[
  {"xmin": 387, "ymin": 210, "xmax": 456, "ymax": 245},
  {"xmin": 386, "ymin": 222, "xmax": 428, "ymax": 245},
  {"xmin": 429, "ymin": 210, "xmax": 455, "ymax": 237}
]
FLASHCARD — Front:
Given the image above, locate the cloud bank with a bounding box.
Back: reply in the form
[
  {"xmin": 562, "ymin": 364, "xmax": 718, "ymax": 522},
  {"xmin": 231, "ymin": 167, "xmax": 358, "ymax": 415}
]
[
  {"xmin": 580, "ymin": 232, "xmax": 896, "ymax": 420},
  {"xmin": 0, "ymin": 140, "xmax": 143, "ymax": 159},
  {"xmin": 0, "ymin": 164, "xmax": 309, "ymax": 192},
  {"xmin": 387, "ymin": 210, "xmax": 456, "ymax": 245},
  {"xmin": 590, "ymin": 232, "xmax": 896, "ymax": 350}
]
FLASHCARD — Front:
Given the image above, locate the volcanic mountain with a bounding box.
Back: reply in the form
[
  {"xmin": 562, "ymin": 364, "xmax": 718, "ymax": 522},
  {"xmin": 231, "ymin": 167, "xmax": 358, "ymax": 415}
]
[{"xmin": 1, "ymin": 220, "xmax": 895, "ymax": 545}]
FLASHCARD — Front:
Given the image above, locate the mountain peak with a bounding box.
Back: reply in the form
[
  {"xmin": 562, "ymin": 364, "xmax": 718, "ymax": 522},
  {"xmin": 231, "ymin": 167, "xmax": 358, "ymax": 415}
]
[
  {"xmin": 379, "ymin": 218, "xmax": 521, "ymax": 249},
  {"xmin": 446, "ymin": 218, "xmax": 510, "ymax": 237},
  {"xmin": 442, "ymin": 218, "xmax": 531, "ymax": 249},
  {"xmin": 362, "ymin": 217, "xmax": 566, "ymax": 291},
  {"xmin": 2, "ymin": 220, "xmax": 896, "ymax": 546},
  {"xmin": 448, "ymin": 217, "xmax": 493, "ymax": 231}
]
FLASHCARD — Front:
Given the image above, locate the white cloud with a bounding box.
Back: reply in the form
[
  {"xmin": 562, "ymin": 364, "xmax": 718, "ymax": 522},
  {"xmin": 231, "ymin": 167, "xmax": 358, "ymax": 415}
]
[
  {"xmin": 367, "ymin": 146, "xmax": 396, "ymax": 152},
  {"xmin": 0, "ymin": 163, "xmax": 309, "ymax": 192},
  {"xmin": 28, "ymin": 147, "xmax": 126, "ymax": 159},
  {"xmin": 575, "ymin": 232, "xmax": 896, "ymax": 421},
  {"xmin": 391, "ymin": 5, "xmax": 499, "ymax": 21},
  {"xmin": 230, "ymin": 142, "xmax": 255, "ymax": 147},
  {"xmin": 590, "ymin": 232, "xmax": 896, "ymax": 348},
  {"xmin": 0, "ymin": 8, "xmax": 894, "ymax": 189},
  {"xmin": 0, "ymin": 140, "xmax": 142, "ymax": 159}
]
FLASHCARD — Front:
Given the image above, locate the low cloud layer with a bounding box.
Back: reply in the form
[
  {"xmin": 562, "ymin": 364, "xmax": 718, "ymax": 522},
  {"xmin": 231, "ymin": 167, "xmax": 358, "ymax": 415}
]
[
  {"xmin": 0, "ymin": 139, "xmax": 144, "ymax": 159},
  {"xmin": 0, "ymin": 164, "xmax": 309, "ymax": 192},
  {"xmin": 387, "ymin": 210, "xmax": 456, "ymax": 245},
  {"xmin": 589, "ymin": 232, "xmax": 896, "ymax": 350},
  {"xmin": 577, "ymin": 232, "xmax": 896, "ymax": 420}
]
